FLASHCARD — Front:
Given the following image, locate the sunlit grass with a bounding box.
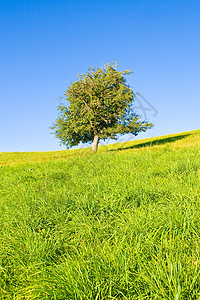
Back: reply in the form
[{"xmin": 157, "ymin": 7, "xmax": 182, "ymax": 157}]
[
  {"xmin": 1, "ymin": 129, "xmax": 200, "ymax": 166},
  {"xmin": 0, "ymin": 129, "xmax": 200, "ymax": 299}
]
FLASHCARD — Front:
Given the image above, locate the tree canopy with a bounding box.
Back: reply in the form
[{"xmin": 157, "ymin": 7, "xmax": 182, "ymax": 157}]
[{"xmin": 51, "ymin": 63, "xmax": 153, "ymax": 152}]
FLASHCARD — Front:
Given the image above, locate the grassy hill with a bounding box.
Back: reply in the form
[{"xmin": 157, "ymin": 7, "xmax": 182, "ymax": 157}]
[{"xmin": 0, "ymin": 130, "xmax": 200, "ymax": 299}]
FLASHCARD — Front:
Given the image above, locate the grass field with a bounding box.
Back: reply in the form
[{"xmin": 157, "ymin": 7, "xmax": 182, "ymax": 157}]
[{"xmin": 0, "ymin": 130, "xmax": 200, "ymax": 299}]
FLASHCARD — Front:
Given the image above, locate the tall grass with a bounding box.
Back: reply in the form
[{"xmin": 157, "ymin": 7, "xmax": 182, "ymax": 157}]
[{"xmin": 0, "ymin": 130, "xmax": 200, "ymax": 299}]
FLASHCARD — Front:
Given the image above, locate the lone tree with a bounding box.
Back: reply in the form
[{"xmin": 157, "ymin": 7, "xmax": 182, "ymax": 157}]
[{"xmin": 51, "ymin": 63, "xmax": 153, "ymax": 152}]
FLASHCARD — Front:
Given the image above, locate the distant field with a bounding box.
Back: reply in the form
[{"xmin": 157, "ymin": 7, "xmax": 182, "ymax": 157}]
[
  {"xmin": 1, "ymin": 129, "xmax": 200, "ymax": 166},
  {"xmin": 0, "ymin": 130, "xmax": 200, "ymax": 299}
]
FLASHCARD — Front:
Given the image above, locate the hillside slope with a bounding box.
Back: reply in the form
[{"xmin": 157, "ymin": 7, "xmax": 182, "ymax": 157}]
[
  {"xmin": 0, "ymin": 129, "xmax": 200, "ymax": 299},
  {"xmin": 0, "ymin": 129, "xmax": 200, "ymax": 166}
]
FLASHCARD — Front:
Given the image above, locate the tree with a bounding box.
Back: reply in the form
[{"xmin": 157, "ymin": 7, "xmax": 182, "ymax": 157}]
[{"xmin": 51, "ymin": 63, "xmax": 153, "ymax": 152}]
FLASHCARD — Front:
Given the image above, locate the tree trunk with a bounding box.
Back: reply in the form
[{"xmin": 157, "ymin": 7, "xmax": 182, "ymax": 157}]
[{"xmin": 92, "ymin": 135, "xmax": 99, "ymax": 152}]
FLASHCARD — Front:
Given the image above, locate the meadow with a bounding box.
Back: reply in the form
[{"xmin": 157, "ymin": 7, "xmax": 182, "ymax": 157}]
[{"xmin": 0, "ymin": 130, "xmax": 200, "ymax": 299}]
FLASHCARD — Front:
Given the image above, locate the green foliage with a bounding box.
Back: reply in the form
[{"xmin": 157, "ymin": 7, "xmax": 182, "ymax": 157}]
[
  {"xmin": 51, "ymin": 63, "xmax": 153, "ymax": 149},
  {"xmin": 0, "ymin": 130, "xmax": 200, "ymax": 299}
]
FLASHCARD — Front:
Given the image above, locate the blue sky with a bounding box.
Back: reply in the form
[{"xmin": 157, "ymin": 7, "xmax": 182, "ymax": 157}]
[{"xmin": 0, "ymin": 0, "xmax": 200, "ymax": 152}]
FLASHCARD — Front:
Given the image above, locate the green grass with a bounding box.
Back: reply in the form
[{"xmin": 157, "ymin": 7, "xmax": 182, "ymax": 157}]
[{"xmin": 0, "ymin": 130, "xmax": 200, "ymax": 299}]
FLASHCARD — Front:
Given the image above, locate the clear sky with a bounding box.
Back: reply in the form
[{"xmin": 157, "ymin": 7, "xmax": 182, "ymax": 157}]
[{"xmin": 0, "ymin": 0, "xmax": 200, "ymax": 152}]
